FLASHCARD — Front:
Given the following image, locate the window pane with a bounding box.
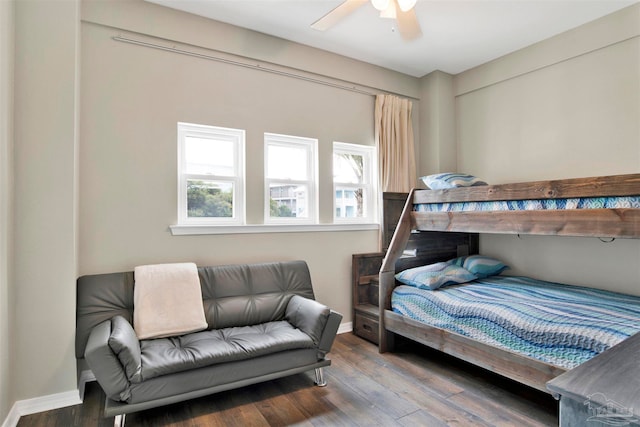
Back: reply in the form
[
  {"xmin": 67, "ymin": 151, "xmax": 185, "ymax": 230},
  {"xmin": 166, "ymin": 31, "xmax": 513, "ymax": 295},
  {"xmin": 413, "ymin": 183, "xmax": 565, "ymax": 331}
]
[
  {"xmin": 269, "ymin": 183, "xmax": 308, "ymax": 218},
  {"xmin": 334, "ymin": 152, "xmax": 364, "ymax": 184},
  {"xmin": 267, "ymin": 145, "xmax": 308, "ymax": 180},
  {"xmin": 335, "ymin": 186, "xmax": 364, "ymax": 218},
  {"xmin": 333, "ymin": 142, "xmax": 375, "ymax": 223},
  {"xmin": 187, "ymin": 179, "xmax": 233, "ymax": 218},
  {"xmin": 185, "ymin": 136, "xmax": 235, "ymax": 176}
]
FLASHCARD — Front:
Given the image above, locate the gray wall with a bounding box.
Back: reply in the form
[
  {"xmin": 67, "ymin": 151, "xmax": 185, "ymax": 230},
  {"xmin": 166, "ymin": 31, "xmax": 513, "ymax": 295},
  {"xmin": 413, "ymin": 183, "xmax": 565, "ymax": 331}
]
[
  {"xmin": 12, "ymin": 0, "xmax": 80, "ymax": 405},
  {"xmin": 452, "ymin": 5, "xmax": 640, "ymax": 293},
  {"xmin": 78, "ymin": 0, "xmax": 421, "ymax": 326},
  {"xmin": 1, "ymin": 0, "xmax": 14, "ymax": 422},
  {"xmin": 418, "ymin": 71, "xmax": 457, "ymax": 175}
]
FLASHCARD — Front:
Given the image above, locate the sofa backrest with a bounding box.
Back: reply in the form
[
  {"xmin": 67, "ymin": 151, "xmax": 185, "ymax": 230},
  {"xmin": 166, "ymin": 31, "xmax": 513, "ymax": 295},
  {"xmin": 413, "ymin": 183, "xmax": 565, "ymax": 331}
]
[{"xmin": 76, "ymin": 260, "xmax": 315, "ymax": 359}]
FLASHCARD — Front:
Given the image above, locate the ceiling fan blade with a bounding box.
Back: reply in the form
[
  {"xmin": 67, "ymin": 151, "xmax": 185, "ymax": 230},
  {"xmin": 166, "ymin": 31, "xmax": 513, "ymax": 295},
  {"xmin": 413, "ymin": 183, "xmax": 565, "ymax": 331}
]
[
  {"xmin": 311, "ymin": 0, "xmax": 368, "ymax": 31},
  {"xmin": 396, "ymin": 7, "xmax": 422, "ymax": 40}
]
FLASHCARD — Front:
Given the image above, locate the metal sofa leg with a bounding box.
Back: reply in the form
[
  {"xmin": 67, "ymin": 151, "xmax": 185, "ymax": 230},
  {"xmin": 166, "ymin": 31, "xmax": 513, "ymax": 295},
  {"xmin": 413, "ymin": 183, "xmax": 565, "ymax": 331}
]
[
  {"xmin": 114, "ymin": 413, "xmax": 125, "ymax": 427},
  {"xmin": 314, "ymin": 367, "xmax": 327, "ymax": 387}
]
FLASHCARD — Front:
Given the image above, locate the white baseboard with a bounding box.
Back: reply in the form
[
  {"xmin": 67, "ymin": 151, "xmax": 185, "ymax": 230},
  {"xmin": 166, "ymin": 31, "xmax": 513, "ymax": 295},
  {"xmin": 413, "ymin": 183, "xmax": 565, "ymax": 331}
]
[
  {"xmin": 338, "ymin": 321, "xmax": 352, "ymax": 334},
  {"xmin": 1, "ymin": 405, "xmax": 19, "ymax": 427},
  {"xmin": 2, "ymin": 389, "xmax": 82, "ymax": 427}
]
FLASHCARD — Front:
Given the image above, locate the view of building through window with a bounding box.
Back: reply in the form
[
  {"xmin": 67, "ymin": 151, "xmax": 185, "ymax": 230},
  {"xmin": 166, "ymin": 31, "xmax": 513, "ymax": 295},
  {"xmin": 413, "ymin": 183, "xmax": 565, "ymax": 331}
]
[
  {"xmin": 265, "ymin": 133, "xmax": 317, "ymax": 222},
  {"xmin": 179, "ymin": 124, "xmax": 374, "ymax": 225},
  {"xmin": 335, "ymin": 188, "xmax": 362, "ymax": 218},
  {"xmin": 269, "ymin": 184, "xmax": 307, "ymax": 217}
]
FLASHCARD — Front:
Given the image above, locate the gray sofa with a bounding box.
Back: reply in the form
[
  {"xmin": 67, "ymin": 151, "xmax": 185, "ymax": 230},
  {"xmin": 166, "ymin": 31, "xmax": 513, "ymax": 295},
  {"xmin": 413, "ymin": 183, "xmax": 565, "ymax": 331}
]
[{"xmin": 76, "ymin": 260, "xmax": 342, "ymax": 426}]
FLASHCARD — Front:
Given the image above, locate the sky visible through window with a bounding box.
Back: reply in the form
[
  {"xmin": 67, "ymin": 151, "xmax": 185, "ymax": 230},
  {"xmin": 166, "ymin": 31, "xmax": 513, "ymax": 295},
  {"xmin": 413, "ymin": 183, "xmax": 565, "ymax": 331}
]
[
  {"xmin": 187, "ymin": 136, "xmax": 359, "ymax": 182},
  {"xmin": 185, "ymin": 136, "xmax": 234, "ymax": 176},
  {"xmin": 267, "ymin": 144, "xmax": 307, "ymax": 180}
]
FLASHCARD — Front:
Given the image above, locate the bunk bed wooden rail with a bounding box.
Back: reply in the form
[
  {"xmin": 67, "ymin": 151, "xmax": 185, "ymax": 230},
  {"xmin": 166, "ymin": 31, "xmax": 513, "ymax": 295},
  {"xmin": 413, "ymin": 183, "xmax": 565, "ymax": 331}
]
[
  {"xmin": 378, "ymin": 173, "xmax": 640, "ymax": 393},
  {"xmin": 412, "ymin": 173, "xmax": 640, "ymax": 237}
]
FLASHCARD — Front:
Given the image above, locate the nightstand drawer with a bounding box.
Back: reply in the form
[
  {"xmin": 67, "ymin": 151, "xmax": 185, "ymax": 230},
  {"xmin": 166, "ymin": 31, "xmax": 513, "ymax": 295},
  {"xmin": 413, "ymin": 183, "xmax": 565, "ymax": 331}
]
[{"xmin": 354, "ymin": 313, "xmax": 379, "ymax": 344}]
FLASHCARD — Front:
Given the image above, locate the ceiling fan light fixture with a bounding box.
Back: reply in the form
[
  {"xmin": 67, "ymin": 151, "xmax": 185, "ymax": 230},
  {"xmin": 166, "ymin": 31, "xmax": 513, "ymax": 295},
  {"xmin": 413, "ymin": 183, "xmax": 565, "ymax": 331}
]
[
  {"xmin": 396, "ymin": 0, "xmax": 416, "ymax": 12},
  {"xmin": 371, "ymin": 0, "xmax": 390, "ymax": 12},
  {"xmin": 379, "ymin": 2, "xmax": 396, "ymax": 19}
]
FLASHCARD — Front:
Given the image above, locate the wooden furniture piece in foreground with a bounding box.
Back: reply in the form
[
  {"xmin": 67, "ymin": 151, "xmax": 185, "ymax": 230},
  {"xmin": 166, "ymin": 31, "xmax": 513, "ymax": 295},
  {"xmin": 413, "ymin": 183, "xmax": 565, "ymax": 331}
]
[
  {"xmin": 547, "ymin": 331, "xmax": 640, "ymax": 426},
  {"xmin": 379, "ymin": 174, "xmax": 640, "ymax": 394}
]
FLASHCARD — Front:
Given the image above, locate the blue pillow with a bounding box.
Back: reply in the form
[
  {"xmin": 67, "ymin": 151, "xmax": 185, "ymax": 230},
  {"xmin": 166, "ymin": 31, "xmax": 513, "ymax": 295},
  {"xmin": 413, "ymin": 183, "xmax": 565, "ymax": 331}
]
[
  {"xmin": 420, "ymin": 173, "xmax": 487, "ymax": 190},
  {"xmin": 448, "ymin": 255, "xmax": 509, "ymax": 279},
  {"xmin": 395, "ymin": 262, "xmax": 477, "ymax": 290}
]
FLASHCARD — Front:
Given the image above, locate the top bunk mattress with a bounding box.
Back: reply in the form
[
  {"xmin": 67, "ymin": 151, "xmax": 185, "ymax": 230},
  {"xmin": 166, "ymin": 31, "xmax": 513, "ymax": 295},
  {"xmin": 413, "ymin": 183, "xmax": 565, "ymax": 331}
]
[
  {"xmin": 391, "ymin": 275, "xmax": 640, "ymax": 370},
  {"xmin": 414, "ymin": 196, "xmax": 640, "ymax": 213}
]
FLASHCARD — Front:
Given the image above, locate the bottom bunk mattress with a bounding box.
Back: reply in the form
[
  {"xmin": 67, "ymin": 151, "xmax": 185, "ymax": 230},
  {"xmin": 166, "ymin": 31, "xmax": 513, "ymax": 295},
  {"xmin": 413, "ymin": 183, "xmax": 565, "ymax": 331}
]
[{"xmin": 391, "ymin": 276, "xmax": 640, "ymax": 369}]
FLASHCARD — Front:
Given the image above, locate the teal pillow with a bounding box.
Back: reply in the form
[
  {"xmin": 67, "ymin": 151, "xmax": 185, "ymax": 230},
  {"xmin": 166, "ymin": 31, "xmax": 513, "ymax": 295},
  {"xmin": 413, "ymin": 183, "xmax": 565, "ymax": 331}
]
[
  {"xmin": 420, "ymin": 173, "xmax": 487, "ymax": 190},
  {"xmin": 448, "ymin": 255, "xmax": 509, "ymax": 279},
  {"xmin": 395, "ymin": 262, "xmax": 477, "ymax": 290},
  {"xmin": 448, "ymin": 256, "xmax": 466, "ymax": 268}
]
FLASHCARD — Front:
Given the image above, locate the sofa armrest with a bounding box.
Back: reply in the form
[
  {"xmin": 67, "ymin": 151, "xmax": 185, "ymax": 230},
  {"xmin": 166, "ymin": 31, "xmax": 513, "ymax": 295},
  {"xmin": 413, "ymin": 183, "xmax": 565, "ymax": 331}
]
[
  {"xmin": 317, "ymin": 310, "xmax": 342, "ymax": 355},
  {"xmin": 285, "ymin": 295, "xmax": 343, "ymax": 354},
  {"xmin": 285, "ymin": 295, "xmax": 331, "ymax": 345},
  {"xmin": 84, "ymin": 319, "xmax": 132, "ymax": 402},
  {"xmin": 108, "ymin": 316, "xmax": 142, "ymax": 383}
]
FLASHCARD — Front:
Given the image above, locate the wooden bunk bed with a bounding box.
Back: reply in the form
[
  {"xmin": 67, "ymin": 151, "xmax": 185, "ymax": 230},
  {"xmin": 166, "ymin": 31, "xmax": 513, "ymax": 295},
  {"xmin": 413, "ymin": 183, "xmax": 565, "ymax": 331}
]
[{"xmin": 378, "ymin": 173, "xmax": 640, "ymax": 393}]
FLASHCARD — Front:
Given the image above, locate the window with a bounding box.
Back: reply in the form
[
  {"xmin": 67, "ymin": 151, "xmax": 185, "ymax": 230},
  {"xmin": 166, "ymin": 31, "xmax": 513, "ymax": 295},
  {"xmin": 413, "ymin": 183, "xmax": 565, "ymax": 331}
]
[
  {"xmin": 333, "ymin": 142, "xmax": 377, "ymax": 223},
  {"xmin": 177, "ymin": 122, "xmax": 245, "ymax": 225},
  {"xmin": 172, "ymin": 123, "xmax": 378, "ymax": 235},
  {"xmin": 265, "ymin": 133, "xmax": 318, "ymax": 224}
]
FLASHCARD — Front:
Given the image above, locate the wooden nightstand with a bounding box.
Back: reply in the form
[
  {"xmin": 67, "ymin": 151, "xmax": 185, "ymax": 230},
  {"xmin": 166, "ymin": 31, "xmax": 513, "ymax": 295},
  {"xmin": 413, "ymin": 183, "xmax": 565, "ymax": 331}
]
[
  {"xmin": 352, "ymin": 252, "xmax": 384, "ymax": 344},
  {"xmin": 351, "ymin": 193, "xmax": 407, "ymax": 344}
]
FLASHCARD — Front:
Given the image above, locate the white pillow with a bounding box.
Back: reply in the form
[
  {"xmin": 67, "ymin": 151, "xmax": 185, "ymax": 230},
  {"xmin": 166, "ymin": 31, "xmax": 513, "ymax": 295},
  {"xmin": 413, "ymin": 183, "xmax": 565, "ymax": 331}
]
[{"xmin": 420, "ymin": 173, "xmax": 487, "ymax": 190}]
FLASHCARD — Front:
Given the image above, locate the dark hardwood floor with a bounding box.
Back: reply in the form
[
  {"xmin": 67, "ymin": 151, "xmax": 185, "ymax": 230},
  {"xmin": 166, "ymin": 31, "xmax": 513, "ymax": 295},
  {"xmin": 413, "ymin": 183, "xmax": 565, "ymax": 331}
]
[{"xmin": 17, "ymin": 333, "xmax": 558, "ymax": 426}]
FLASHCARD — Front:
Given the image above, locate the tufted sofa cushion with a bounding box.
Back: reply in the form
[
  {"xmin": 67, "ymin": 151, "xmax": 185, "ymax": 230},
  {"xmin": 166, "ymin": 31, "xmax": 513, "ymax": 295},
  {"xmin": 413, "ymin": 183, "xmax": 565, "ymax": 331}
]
[
  {"xmin": 138, "ymin": 320, "xmax": 314, "ymax": 381},
  {"xmin": 199, "ymin": 261, "xmax": 315, "ymax": 329}
]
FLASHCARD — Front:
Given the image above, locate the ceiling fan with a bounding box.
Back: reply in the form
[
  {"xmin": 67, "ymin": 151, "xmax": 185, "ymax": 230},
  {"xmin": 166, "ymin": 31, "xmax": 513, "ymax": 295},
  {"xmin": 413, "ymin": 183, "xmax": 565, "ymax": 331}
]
[{"xmin": 311, "ymin": 0, "xmax": 422, "ymax": 41}]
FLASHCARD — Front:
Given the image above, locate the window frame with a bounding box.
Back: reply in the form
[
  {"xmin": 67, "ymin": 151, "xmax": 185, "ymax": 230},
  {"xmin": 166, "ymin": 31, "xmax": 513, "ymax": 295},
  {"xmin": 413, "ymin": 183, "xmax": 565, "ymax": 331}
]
[
  {"xmin": 264, "ymin": 132, "xmax": 318, "ymax": 225},
  {"xmin": 177, "ymin": 122, "xmax": 245, "ymax": 226},
  {"xmin": 333, "ymin": 141, "xmax": 377, "ymax": 224}
]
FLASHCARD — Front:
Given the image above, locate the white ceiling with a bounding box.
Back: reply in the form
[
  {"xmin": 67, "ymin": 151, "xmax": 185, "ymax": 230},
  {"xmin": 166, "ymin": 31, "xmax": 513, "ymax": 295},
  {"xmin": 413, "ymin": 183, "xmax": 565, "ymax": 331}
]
[{"xmin": 147, "ymin": 0, "xmax": 637, "ymax": 77}]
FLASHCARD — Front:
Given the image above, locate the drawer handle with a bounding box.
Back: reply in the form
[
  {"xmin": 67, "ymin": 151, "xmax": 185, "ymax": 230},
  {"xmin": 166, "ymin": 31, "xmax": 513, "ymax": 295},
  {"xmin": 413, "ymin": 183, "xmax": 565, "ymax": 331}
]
[{"xmin": 363, "ymin": 324, "xmax": 372, "ymax": 332}]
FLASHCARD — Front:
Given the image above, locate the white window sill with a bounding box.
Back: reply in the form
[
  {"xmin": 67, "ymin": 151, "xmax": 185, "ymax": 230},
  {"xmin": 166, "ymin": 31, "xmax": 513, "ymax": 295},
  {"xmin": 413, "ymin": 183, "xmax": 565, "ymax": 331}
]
[{"xmin": 170, "ymin": 223, "xmax": 380, "ymax": 236}]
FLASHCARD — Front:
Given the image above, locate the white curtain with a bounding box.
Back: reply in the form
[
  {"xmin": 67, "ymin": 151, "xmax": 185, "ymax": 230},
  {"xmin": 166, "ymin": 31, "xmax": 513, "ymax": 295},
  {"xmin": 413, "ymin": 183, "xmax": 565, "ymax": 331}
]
[{"xmin": 375, "ymin": 94, "xmax": 417, "ymax": 193}]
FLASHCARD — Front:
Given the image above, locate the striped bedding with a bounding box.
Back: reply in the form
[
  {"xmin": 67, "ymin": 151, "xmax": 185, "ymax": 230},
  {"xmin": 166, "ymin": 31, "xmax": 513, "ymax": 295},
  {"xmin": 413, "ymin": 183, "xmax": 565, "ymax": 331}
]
[
  {"xmin": 391, "ymin": 276, "xmax": 640, "ymax": 369},
  {"xmin": 414, "ymin": 196, "xmax": 640, "ymax": 213}
]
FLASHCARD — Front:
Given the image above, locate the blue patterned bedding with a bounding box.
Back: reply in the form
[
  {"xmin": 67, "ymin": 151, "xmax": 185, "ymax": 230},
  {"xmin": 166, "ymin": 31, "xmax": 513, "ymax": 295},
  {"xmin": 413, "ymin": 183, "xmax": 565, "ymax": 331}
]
[
  {"xmin": 392, "ymin": 276, "xmax": 640, "ymax": 369},
  {"xmin": 414, "ymin": 196, "xmax": 640, "ymax": 213}
]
